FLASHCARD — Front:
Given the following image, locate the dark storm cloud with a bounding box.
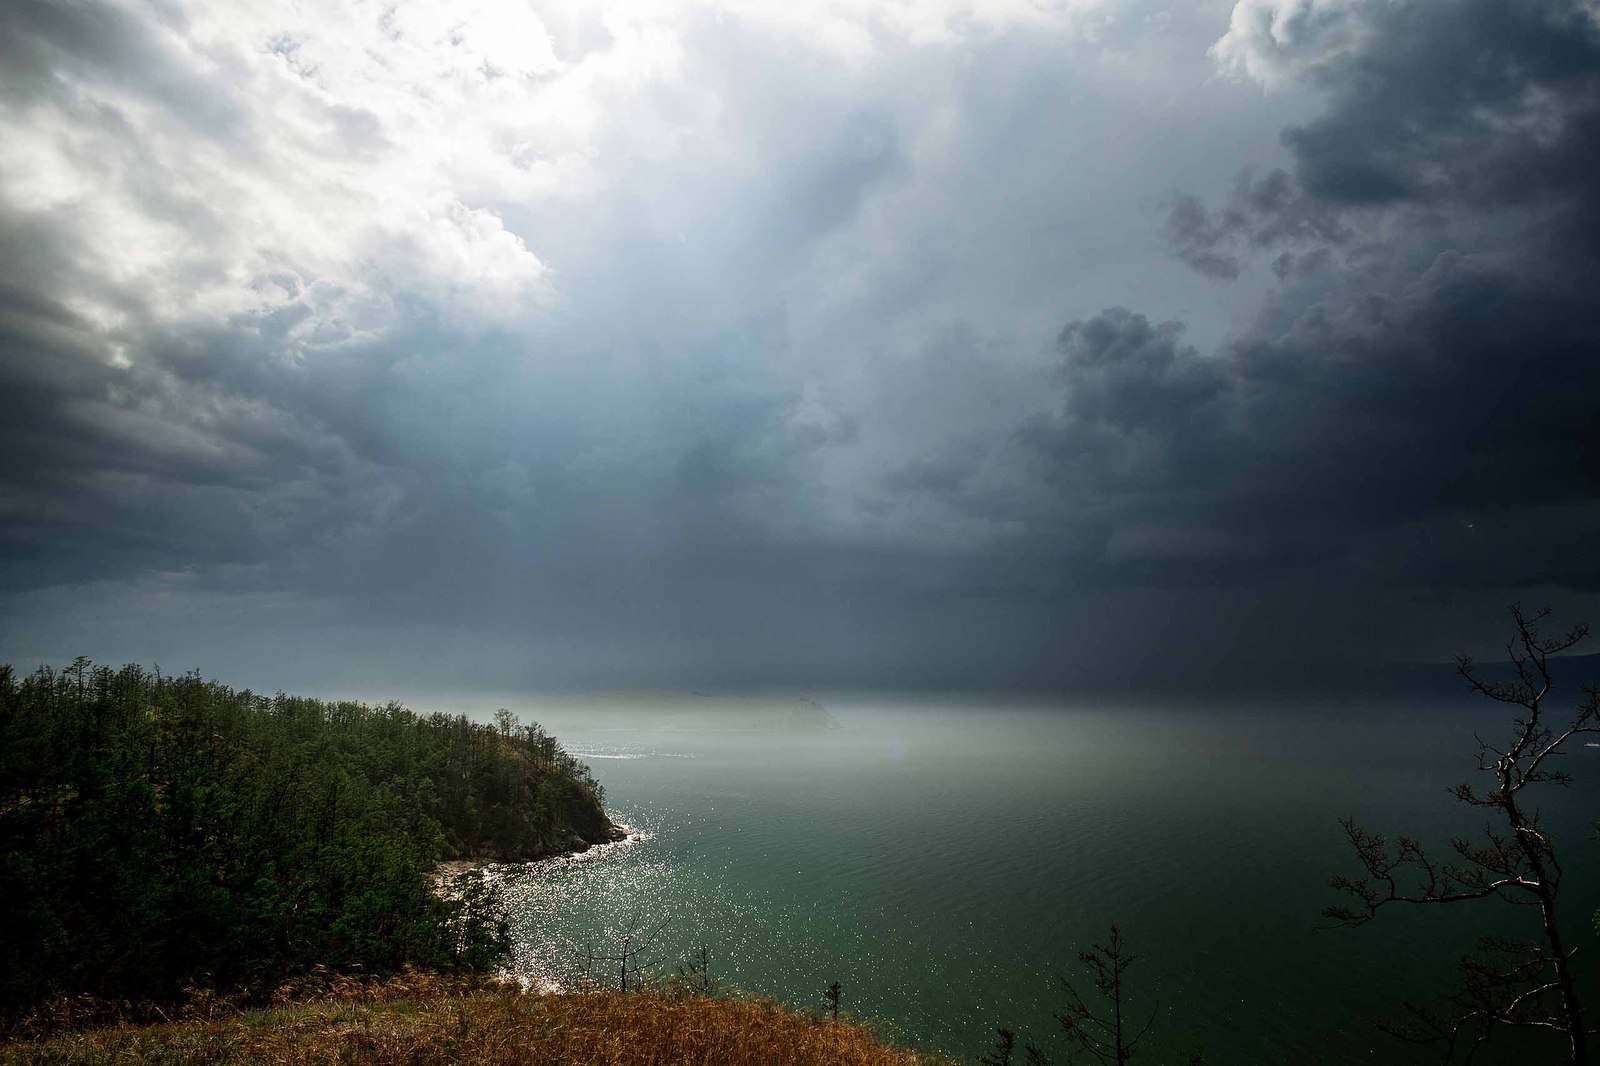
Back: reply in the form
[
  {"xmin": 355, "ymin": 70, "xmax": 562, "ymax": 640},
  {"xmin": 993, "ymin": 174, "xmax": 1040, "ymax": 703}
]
[
  {"xmin": 1019, "ymin": 263, "xmax": 1600, "ymax": 586},
  {"xmin": 6, "ymin": 0, "xmax": 1600, "ymax": 692},
  {"xmin": 1162, "ymin": 169, "xmax": 1348, "ymax": 280},
  {"xmin": 1281, "ymin": 0, "xmax": 1600, "ymax": 213},
  {"xmin": 1030, "ymin": 0, "xmax": 1600, "ymax": 591},
  {"xmin": 1169, "ymin": 0, "xmax": 1600, "ymax": 269},
  {"xmin": 0, "ymin": 0, "xmax": 252, "ymax": 143},
  {"xmin": 0, "ymin": 225, "xmax": 379, "ymax": 590}
]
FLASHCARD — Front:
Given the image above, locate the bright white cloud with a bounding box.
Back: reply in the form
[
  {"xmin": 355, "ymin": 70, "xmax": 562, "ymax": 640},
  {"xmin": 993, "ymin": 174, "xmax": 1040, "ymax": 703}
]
[
  {"xmin": 1209, "ymin": 0, "xmax": 1370, "ymax": 87},
  {"xmin": 1209, "ymin": 0, "xmax": 1376, "ymax": 86},
  {"xmin": 0, "ymin": 0, "xmax": 1140, "ymax": 358},
  {"xmin": 703, "ymin": 0, "xmax": 1123, "ymax": 55}
]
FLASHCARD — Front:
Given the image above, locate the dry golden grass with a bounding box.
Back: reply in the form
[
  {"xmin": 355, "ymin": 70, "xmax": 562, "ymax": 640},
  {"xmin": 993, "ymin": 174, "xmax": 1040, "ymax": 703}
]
[{"xmin": 1, "ymin": 984, "xmax": 951, "ymax": 1066}]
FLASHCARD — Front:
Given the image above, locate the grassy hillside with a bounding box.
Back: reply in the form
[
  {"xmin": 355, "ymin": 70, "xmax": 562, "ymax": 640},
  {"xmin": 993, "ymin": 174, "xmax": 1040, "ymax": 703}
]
[{"xmin": 0, "ymin": 980, "xmax": 946, "ymax": 1066}]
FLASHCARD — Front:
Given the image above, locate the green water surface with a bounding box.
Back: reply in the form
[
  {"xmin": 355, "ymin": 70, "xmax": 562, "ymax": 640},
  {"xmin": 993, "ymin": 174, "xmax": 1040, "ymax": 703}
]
[{"xmin": 490, "ymin": 698, "xmax": 1599, "ymax": 1064}]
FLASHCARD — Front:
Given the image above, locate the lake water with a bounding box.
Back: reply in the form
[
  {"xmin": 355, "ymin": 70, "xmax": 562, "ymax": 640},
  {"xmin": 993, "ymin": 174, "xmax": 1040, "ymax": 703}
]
[{"xmin": 483, "ymin": 696, "xmax": 1600, "ymax": 1064}]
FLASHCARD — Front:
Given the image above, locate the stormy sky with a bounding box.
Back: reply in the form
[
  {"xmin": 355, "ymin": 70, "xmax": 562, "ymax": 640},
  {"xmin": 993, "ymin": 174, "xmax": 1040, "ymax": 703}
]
[{"xmin": 2, "ymin": 0, "xmax": 1598, "ymax": 695}]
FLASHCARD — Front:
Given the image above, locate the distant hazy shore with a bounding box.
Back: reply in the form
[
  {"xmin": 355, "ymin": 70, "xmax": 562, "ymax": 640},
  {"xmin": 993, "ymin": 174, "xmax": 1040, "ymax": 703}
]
[{"xmin": 412, "ymin": 691, "xmax": 840, "ymax": 733}]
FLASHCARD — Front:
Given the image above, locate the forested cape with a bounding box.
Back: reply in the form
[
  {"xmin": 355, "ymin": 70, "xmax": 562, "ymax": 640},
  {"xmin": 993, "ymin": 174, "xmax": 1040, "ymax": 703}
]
[{"xmin": 0, "ymin": 659, "xmax": 617, "ymax": 1018}]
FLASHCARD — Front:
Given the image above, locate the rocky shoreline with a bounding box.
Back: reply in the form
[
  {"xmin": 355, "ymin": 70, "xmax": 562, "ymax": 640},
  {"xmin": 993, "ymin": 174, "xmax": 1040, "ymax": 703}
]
[
  {"xmin": 538, "ymin": 818, "xmax": 630, "ymax": 859},
  {"xmin": 437, "ymin": 818, "xmax": 632, "ymax": 876}
]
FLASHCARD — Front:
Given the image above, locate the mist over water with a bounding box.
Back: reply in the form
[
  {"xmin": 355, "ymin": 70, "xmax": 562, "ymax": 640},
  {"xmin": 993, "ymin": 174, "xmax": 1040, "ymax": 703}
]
[{"xmin": 479, "ymin": 697, "xmax": 1600, "ymax": 1064}]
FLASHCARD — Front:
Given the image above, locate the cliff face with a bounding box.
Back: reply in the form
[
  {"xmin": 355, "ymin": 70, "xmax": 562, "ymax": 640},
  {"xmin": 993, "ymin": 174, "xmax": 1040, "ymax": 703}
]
[
  {"xmin": 562, "ymin": 784, "xmax": 628, "ymax": 847},
  {"xmin": 440, "ymin": 745, "xmax": 623, "ymax": 862},
  {"xmin": 494, "ymin": 775, "xmax": 624, "ymax": 861}
]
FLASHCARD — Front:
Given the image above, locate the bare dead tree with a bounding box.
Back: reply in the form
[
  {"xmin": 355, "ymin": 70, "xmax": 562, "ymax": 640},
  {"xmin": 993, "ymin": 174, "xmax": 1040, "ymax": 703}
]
[
  {"xmin": 1327, "ymin": 605, "xmax": 1598, "ymax": 1065},
  {"xmin": 577, "ymin": 913, "xmax": 667, "ymax": 993},
  {"xmin": 676, "ymin": 944, "xmax": 716, "ymax": 996},
  {"xmin": 823, "ymin": 979, "xmax": 842, "ymax": 1022},
  {"xmin": 576, "ymin": 943, "xmax": 596, "ymax": 992},
  {"xmin": 1055, "ymin": 924, "xmax": 1155, "ymax": 1066},
  {"xmin": 613, "ymin": 930, "xmax": 643, "ymax": 993}
]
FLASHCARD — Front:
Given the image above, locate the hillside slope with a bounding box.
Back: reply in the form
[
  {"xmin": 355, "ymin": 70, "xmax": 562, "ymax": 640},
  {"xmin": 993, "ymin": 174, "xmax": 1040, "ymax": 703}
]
[{"xmin": 0, "ymin": 986, "xmax": 947, "ymax": 1066}]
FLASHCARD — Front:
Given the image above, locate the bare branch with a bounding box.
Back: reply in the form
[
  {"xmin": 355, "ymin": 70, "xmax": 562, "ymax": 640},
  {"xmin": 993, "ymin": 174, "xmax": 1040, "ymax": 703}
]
[{"xmin": 1331, "ymin": 608, "xmax": 1592, "ymax": 1065}]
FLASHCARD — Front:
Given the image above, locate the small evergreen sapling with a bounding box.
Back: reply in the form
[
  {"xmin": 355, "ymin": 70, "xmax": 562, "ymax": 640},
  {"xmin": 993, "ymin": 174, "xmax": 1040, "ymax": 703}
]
[{"xmin": 823, "ymin": 980, "xmax": 842, "ymax": 1022}]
